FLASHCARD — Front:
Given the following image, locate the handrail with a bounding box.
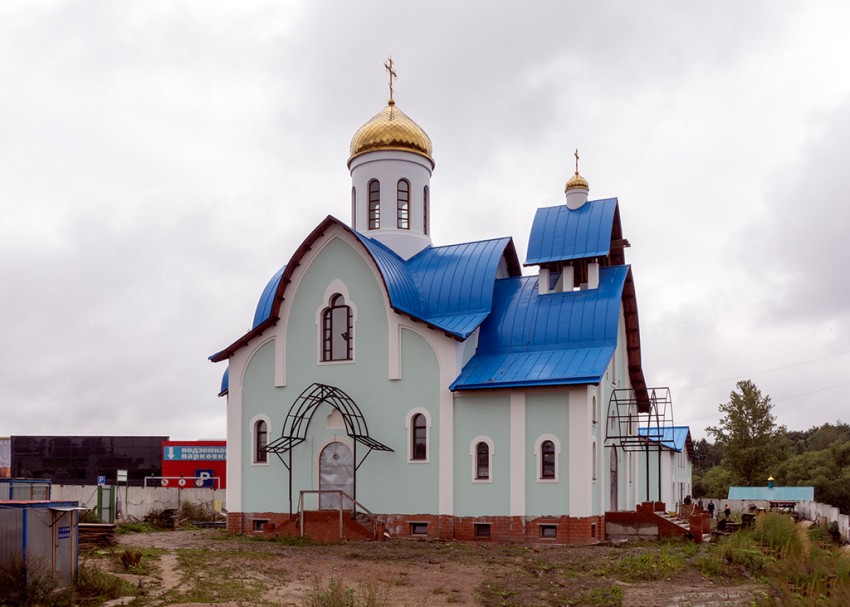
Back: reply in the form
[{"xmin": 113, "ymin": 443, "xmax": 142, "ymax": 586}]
[{"xmin": 297, "ymin": 490, "xmax": 379, "ymax": 539}]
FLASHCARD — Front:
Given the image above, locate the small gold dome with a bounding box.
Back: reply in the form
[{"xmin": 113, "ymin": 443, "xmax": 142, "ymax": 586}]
[
  {"xmin": 565, "ymin": 171, "xmax": 589, "ymax": 192},
  {"xmin": 349, "ymin": 100, "xmax": 434, "ymax": 168}
]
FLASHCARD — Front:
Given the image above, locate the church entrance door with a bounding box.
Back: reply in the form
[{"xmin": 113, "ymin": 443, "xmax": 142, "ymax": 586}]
[
  {"xmin": 609, "ymin": 446, "xmax": 619, "ymax": 511},
  {"xmin": 319, "ymin": 442, "xmax": 354, "ymax": 509}
]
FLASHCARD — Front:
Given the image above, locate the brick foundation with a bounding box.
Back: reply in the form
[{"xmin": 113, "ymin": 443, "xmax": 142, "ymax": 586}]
[{"xmin": 228, "ymin": 510, "xmax": 604, "ymax": 545}]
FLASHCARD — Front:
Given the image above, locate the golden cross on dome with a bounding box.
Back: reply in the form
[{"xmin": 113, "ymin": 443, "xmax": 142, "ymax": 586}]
[
  {"xmin": 385, "ymin": 56, "xmax": 397, "ymax": 103},
  {"xmin": 574, "ymin": 149, "xmax": 580, "ymax": 174}
]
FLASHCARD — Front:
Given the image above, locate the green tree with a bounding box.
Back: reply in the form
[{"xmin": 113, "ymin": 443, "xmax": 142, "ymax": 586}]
[{"xmin": 705, "ymin": 380, "xmax": 785, "ymax": 487}]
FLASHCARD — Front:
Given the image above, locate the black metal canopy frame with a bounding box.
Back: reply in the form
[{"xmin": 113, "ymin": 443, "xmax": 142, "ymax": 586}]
[
  {"xmin": 605, "ymin": 387, "xmax": 673, "ymax": 503},
  {"xmin": 262, "ymin": 383, "xmax": 393, "ymax": 516}
]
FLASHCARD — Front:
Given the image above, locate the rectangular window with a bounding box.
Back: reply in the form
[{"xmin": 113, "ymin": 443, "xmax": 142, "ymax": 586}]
[
  {"xmin": 252, "ymin": 519, "xmax": 268, "ymax": 532},
  {"xmin": 474, "ymin": 523, "xmax": 491, "ymax": 538},
  {"xmin": 539, "ymin": 524, "xmax": 557, "ymax": 539},
  {"xmin": 409, "ymin": 522, "xmax": 428, "ymax": 536}
]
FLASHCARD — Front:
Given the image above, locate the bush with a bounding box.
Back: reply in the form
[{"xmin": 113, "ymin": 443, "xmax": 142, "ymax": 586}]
[
  {"xmin": 0, "ymin": 557, "xmax": 52, "ymax": 606},
  {"xmin": 179, "ymin": 500, "xmax": 217, "ymax": 522},
  {"xmin": 118, "ymin": 549, "xmax": 143, "ymax": 571},
  {"xmin": 752, "ymin": 512, "xmax": 804, "ymax": 559},
  {"xmin": 75, "ymin": 562, "xmax": 137, "ymax": 601}
]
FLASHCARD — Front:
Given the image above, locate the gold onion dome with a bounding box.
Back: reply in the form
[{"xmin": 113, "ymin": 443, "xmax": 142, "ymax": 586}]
[
  {"xmin": 349, "ymin": 100, "xmax": 434, "ymax": 167},
  {"xmin": 565, "ymin": 171, "xmax": 589, "ymax": 191}
]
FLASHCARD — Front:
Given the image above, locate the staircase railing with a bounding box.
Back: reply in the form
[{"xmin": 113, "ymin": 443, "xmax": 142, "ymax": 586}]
[{"xmin": 296, "ymin": 490, "xmax": 379, "ymax": 539}]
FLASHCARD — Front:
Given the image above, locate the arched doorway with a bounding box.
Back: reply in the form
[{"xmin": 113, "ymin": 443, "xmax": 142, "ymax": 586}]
[
  {"xmin": 319, "ymin": 442, "xmax": 354, "ymax": 509},
  {"xmin": 609, "ymin": 445, "xmax": 619, "ymax": 511}
]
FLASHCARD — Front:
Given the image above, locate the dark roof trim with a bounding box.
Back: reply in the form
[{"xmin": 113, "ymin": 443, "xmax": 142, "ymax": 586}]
[
  {"xmin": 622, "ymin": 268, "xmax": 649, "ymax": 412},
  {"xmin": 210, "ymin": 215, "xmax": 522, "ymax": 362}
]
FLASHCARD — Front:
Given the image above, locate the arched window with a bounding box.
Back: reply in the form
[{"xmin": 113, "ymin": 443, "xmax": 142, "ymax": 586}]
[
  {"xmin": 423, "ymin": 185, "xmax": 430, "ymax": 235},
  {"xmin": 541, "ymin": 440, "xmax": 556, "ymax": 479},
  {"xmin": 254, "ymin": 420, "xmax": 268, "ymax": 464},
  {"xmin": 476, "ymin": 441, "xmax": 490, "ymax": 480},
  {"xmin": 368, "ymin": 179, "xmax": 380, "ymax": 229},
  {"xmin": 397, "ymin": 179, "xmax": 410, "ymax": 229},
  {"xmin": 411, "ymin": 413, "xmax": 427, "ymax": 460},
  {"xmin": 321, "ymin": 294, "xmax": 353, "ymax": 361},
  {"xmin": 351, "ymin": 186, "xmax": 357, "ymax": 231}
]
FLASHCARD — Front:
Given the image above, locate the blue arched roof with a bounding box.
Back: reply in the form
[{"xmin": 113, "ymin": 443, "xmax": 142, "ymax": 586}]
[
  {"xmin": 219, "ymin": 367, "xmax": 229, "ymax": 396},
  {"xmin": 252, "ymin": 266, "xmax": 286, "ymax": 328},
  {"xmin": 525, "ymin": 198, "xmax": 619, "ymax": 265},
  {"xmin": 354, "ymin": 233, "xmax": 517, "ymax": 338},
  {"xmin": 451, "ymin": 265, "xmax": 629, "ymax": 390}
]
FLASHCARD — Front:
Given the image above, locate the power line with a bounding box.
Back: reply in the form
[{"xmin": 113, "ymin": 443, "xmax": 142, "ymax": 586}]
[{"xmin": 670, "ymin": 349, "xmax": 850, "ymax": 393}]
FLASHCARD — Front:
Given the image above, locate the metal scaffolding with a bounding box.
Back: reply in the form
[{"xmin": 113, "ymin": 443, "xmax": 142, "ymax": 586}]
[{"xmin": 605, "ymin": 387, "xmax": 673, "ymax": 502}]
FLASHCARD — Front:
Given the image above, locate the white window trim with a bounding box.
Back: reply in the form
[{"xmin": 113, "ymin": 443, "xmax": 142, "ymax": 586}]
[
  {"xmin": 315, "ymin": 279, "xmax": 358, "ymax": 365},
  {"xmin": 534, "ymin": 434, "xmax": 561, "ymax": 483},
  {"xmin": 405, "ymin": 407, "xmax": 432, "ymax": 464},
  {"xmin": 249, "ymin": 414, "xmax": 271, "ymax": 467},
  {"xmin": 469, "ymin": 435, "xmax": 494, "ymax": 483}
]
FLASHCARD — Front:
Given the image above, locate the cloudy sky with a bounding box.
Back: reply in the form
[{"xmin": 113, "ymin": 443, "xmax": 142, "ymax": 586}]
[{"xmin": 2, "ymin": 1, "xmax": 849, "ymax": 442}]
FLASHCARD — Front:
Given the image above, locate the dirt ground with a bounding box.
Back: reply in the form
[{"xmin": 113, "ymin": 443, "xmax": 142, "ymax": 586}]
[{"xmin": 99, "ymin": 529, "xmax": 769, "ymax": 607}]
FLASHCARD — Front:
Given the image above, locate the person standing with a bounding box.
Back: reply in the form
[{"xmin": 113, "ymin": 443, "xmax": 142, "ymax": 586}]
[{"xmin": 707, "ymin": 501, "xmax": 715, "ymax": 519}]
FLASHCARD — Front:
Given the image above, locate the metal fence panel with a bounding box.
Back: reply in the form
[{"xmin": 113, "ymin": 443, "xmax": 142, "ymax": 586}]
[{"xmin": 0, "ymin": 509, "xmax": 23, "ymax": 568}]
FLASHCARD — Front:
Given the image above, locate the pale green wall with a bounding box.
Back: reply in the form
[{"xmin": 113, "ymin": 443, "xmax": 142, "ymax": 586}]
[
  {"xmin": 526, "ymin": 392, "xmax": 569, "ymax": 516},
  {"xmin": 452, "ymin": 393, "xmax": 511, "ymax": 516},
  {"xmin": 241, "ymin": 237, "xmax": 440, "ymax": 514}
]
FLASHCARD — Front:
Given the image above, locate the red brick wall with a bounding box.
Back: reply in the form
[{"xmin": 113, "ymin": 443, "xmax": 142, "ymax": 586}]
[{"xmin": 230, "ymin": 511, "xmax": 604, "ymax": 545}]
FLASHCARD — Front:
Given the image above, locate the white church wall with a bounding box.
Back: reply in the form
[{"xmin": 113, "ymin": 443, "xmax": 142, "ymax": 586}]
[
  {"xmin": 525, "ymin": 391, "xmax": 570, "ymax": 517},
  {"xmin": 452, "ymin": 392, "xmax": 511, "ymax": 516},
  {"xmin": 238, "ymin": 234, "xmax": 454, "ymax": 515}
]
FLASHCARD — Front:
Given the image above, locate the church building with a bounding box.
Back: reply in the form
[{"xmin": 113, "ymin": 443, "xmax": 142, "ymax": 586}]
[{"xmin": 211, "ymin": 67, "xmax": 671, "ymax": 544}]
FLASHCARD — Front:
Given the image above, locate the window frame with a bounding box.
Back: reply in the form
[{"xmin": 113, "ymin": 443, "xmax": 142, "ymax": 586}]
[
  {"xmin": 592, "ymin": 439, "xmax": 598, "ymax": 481},
  {"xmin": 423, "ymin": 185, "xmax": 429, "ymax": 235},
  {"xmin": 368, "ymin": 179, "xmax": 380, "ymax": 230},
  {"xmin": 470, "ymin": 435, "xmax": 494, "ymax": 483},
  {"xmin": 535, "ymin": 435, "xmax": 561, "ymax": 482},
  {"xmin": 396, "ymin": 179, "xmax": 410, "ymax": 229},
  {"xmin": 406, "ymin": 408, "xmax": 431, "ymax": 463},
  {"xmin": 351, "ymin": 186, "xmax": 357, "ymax": 231},
  {"xmin": 321, "ymin": 293, "xmax": 353, "ymax": 362},
  {"xmin": 250, "ymin": 415, "xmax": 271, "ymax": 466}
]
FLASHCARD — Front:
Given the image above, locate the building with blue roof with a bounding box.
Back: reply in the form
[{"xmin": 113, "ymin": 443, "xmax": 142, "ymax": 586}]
[
  {"xmin": 210, "ymin": 70, "xmax": 685, "ymax": 544},
  {"xmin": 637, "ymin": 426, "xmax": 695, "ymax": 507}
]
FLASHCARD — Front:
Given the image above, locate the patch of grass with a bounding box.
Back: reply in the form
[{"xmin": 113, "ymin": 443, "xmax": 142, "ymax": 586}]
[
  {"xmin": 0, "ymin": 556, "xmax": 52, "ymax": 606},
  {"xmin": 752, "ymin": 512, "xmax": 805, "ymax": 559},
  {"xmin": 306, "ymin": 577, "xmax": 391, "ymax": 607},
  {"xmin": 582, "ymin": 584, "xmax": 623, "ymax": 606},
  {"xmin": 75, "ymin": 562, "xmax": 139, "ymax": 602},
  {"xmin": 615, "ymin": 547, "xmax": 684, "ymax": 581},
  {"xmin": 116, "ymin": 520, "xmax": 162, "ymax": 534}
]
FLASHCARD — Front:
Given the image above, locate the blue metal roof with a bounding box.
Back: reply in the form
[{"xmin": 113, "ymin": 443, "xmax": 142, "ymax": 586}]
[
  {"xmin": 525, "ymin": 198, "xmax": 618, "ymax": 265},
  {"xmin": 354, "ymin": 233, "xmax": 515, "ymax": 338},
  {"xmin": 451, "ymin": 265, "xmax": 629, "ymax": 390},
  {"xmin": 252, "ymin": 266, "xmax": 286, "ymax": 328},
  {"xmin": 727, "ymin": 486, "xmax": 814, "ymax": 501},
  {"xmin": 638, "ymin": 426, "xmax": 691, "ymax": 452},
  {"xmin": 219, "ymin": 367, "xmax": 229, "ymax": 396}
]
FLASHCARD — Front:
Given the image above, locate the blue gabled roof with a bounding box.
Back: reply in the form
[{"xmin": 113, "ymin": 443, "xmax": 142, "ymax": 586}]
[
  {"xmin": 525, "ymin": 198, "xmax": 618, "ymax": 265},
  {"xmin": 451, "ymin": 265, "xmax": 629, "ymax": 390},
  {"xmin": 638, "ymin": 426, "xmax": 692, "ymax": 453},
  {"xmin": 252, "ymin": 265, "xmax": 286, "ymax": 328},
  {"xmin": 354, "ymin": 233, "xmax": 516, "ymax": 338},
  {"xmin": 727, "ymin": 486, "xmax": 814, "ymax": 501}
]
